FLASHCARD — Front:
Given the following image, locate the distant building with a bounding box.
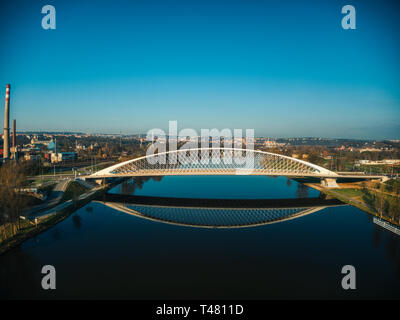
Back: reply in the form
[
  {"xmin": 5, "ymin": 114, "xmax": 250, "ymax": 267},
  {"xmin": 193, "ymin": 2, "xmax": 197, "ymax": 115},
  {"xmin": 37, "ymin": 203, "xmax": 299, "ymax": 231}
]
[
  {"xmin": 24, "ymin": 154, "xmax": 41, "ymax": 161},
  {"xmin": 264, "ymin": 139, "xmax": 285, "ymax": 148},
  {"xmin": 31, "ymin": 135, "xmax": 52, "ymax": 147},
  {"xmin": 21, "ymin": 145, "xmax": 40, "ymax": 153},
  {"xmin": 75, "ymin": 144, "xmax": 86, "ymax": 150},
  {"xmin": 89, "ymin": 143, "xmax": 99, "ymax": 151},
  {"xmin": 358, "ymin": 148, "xmax": 382, "ymax": 153},
  {"xmin": 334, "ymin": 145, "xmax": 354, "ymax": 152},
  {"xmin": 51, "ymin": 152, "xmax": 78, "ymax": 163},
  {"xmin": 291, "ymin": 153, "xmax": 309, "ymax": 159},
  {"xmin": 47, "ymin": 140, "xmax": 57, "ymax": 151},
  {"xmin": 357, "ymin": 159, "xmax": 400, "ymax": 165}
]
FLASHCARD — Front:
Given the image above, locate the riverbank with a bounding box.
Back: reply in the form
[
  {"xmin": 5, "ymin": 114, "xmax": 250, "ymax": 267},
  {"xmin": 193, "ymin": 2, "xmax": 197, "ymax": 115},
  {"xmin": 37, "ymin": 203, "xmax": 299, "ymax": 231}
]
[
  {"xmin": 0, "ymin": 179, "xmax": 121, "ymax": 256},
  {"xmin": 307, "ymin": 182, "xmax": 400, "ymax": 227}
]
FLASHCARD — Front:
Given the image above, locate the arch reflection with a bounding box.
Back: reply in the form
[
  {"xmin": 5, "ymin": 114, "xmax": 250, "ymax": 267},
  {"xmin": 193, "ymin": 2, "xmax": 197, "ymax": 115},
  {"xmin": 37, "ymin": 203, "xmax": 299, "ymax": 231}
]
[{"xmin": 96, "ymin": 194, "xmax": 344, "ymax": 229}]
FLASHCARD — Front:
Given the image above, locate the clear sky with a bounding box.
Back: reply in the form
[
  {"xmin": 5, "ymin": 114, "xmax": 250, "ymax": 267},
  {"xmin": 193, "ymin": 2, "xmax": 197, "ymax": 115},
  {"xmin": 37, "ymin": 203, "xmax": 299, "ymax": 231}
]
[{"xmin": 0, "ymin": 0, "xmax": 399, "ymax": 139}]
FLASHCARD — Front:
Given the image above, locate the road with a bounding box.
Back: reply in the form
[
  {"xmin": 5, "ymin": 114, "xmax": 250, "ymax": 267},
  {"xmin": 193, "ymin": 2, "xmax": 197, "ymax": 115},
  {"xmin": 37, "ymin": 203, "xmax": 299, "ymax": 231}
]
[
  {"xmin": 27, "ymin": 161, "xmax": 117, "ymax": 181},
  {"xmin": 23, "ymin": 179, "xmax": 71, "ymax": 217}
]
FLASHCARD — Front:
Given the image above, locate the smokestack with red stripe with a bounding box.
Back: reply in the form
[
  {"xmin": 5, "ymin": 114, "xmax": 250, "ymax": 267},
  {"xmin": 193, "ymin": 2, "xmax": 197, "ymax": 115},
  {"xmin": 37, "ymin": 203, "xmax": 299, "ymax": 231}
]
[{"xmin": 3, "ymin": 84, "xmax": 10, "ymax": 160}]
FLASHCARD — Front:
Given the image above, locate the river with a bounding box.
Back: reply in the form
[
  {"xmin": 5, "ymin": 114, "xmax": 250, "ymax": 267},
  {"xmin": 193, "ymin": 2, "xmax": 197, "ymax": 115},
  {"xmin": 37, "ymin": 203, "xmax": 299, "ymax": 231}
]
[{"xmin": 1, "ymin": 176, "xmax": 399, "ymax": 299}]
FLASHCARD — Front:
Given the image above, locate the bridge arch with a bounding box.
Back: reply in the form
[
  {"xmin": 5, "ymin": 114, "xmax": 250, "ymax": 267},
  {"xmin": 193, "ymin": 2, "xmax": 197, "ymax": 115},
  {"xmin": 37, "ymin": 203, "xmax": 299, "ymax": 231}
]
[
  {"xmin": 91, "ymin": 147, "xmax": 338, "ymax": 178},
  {"xmin": 100, "ymin": 201, "xmax": 328, "ymax": 229}
]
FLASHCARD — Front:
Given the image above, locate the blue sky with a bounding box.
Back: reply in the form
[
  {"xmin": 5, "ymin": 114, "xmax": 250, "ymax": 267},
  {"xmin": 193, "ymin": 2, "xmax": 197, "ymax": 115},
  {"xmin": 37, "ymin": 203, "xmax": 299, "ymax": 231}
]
[{"xmin": 0, "ymin": 0, "xmax": 399, "ymax": 139}]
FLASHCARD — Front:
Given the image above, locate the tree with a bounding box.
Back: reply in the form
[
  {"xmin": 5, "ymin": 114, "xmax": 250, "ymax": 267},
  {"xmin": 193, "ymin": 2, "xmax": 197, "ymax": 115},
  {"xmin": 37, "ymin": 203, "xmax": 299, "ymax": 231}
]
[
  {"xmin": 388, "ymin": 197, "xmax": 400, "ymax": 224},
  {"xmin": 0, "ymin": 162, "xmax": 29, "ymax": 236},
  {"xmin": 374, "ymin": 185, "xmax": 386, "ymax": 217}
]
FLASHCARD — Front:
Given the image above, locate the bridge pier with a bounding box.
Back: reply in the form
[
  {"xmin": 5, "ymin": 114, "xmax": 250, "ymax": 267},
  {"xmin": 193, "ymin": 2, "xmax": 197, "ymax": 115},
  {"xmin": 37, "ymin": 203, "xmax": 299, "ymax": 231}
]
[
  {"xmin": 95, "ymin": 178, "xmax": 105, "ymax": 185},
  {"xmin": 321, "ymin": 178, "xmax": 338, "ymax": 188},
  {"xmin": 381, "ymin": 176, "xmax": 390, "ymax": 183}
]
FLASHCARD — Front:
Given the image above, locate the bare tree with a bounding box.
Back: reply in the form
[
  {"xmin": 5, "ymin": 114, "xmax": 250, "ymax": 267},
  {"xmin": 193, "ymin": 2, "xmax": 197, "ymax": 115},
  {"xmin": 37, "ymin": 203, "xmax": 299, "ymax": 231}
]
[{"xmin": 0, "ymin": 162, "xmax": 28, "ymax": 237}]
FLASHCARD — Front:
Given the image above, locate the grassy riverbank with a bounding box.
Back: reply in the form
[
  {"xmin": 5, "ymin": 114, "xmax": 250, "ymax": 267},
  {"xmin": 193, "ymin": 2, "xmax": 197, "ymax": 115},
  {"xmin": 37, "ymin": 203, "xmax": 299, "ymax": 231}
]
[
  {"xmin": 313, "ymin": 185, "xmax": 376, "ymax": 215},
  {"xmin": 307, "ymin": 181, "xmax": 400, "ymax": 226}
]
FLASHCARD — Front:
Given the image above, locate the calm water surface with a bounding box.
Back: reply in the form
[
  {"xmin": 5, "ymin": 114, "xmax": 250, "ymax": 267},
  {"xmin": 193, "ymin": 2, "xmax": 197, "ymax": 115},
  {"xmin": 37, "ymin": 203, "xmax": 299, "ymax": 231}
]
[{"xmin": 1, "ymin": 176, "xmax": 399, "ymax": 299}]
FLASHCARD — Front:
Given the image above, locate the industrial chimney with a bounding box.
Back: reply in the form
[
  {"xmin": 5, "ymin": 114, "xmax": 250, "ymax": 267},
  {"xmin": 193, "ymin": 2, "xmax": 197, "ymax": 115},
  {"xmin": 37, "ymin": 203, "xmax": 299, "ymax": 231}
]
[
  {"xmin": 12, "ymin": 119, "xmax": 16, "ymax": 159},
  {"xmin": 3, "ymin": 84, "xmax": 10, "ymax": 160},
  {"xmin": 12, "ymin": 119, "xmax": 16, "ymax": 148}
]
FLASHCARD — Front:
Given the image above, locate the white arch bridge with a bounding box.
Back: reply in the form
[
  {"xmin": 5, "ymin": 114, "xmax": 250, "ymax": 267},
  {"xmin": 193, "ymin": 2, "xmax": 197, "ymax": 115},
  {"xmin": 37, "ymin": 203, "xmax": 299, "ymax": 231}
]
[{"xmin": 89, "ymin": 147, "xmax": 383, "ymax": 187}]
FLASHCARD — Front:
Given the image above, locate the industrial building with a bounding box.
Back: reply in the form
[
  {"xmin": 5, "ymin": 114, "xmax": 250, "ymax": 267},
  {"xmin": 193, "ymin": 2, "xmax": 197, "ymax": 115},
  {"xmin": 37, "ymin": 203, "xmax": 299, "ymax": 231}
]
[{"xmin": 50, "ymin": 151, "xmax": 78, "ymax": 163}]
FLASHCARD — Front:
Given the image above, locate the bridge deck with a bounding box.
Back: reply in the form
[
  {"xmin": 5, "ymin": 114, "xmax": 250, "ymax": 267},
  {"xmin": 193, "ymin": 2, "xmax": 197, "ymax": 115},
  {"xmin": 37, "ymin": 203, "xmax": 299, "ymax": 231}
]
[{"xmin": 88, "ymin": 169, "xmax": 383, "ymax": 180}]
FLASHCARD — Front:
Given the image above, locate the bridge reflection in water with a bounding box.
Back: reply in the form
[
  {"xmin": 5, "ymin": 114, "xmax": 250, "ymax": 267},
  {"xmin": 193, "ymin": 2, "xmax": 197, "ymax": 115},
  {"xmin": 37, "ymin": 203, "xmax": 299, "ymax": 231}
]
[{"xmin": 96, "ymin": 194, "xmax": 344, "ymax": 229}]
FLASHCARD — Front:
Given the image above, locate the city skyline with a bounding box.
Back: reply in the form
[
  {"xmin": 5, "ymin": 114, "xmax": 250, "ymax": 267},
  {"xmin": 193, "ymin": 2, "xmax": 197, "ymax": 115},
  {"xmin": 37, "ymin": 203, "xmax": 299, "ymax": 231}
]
[{"xmin": 1, "ymin": 0, "xmax": 400, "ymax": 139}]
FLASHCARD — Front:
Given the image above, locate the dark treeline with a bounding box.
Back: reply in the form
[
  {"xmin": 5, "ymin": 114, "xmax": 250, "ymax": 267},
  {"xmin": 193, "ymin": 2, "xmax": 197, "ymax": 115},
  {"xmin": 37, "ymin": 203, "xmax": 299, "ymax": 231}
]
[{"xmin": 0, "ymin": 162, "xmax": 32, "ymax": 239}]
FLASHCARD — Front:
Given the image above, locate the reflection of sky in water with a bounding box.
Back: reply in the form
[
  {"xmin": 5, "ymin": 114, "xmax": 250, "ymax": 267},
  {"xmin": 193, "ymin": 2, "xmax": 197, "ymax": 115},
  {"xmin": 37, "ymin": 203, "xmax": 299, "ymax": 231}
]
[
  {"xmin": 1, "ymin": 200, "xmax": 400, "ymax": 299},
  {"xmin": 110, "ymin": 175, "xmax": 320, "ymax": 199},
  {"xmin": 123, "ymin": 204, "xmax": 311, "ymax": 227},
  {"xmin": 1, "ymin": 178, "xmax": 400, "ymax": 299}
]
